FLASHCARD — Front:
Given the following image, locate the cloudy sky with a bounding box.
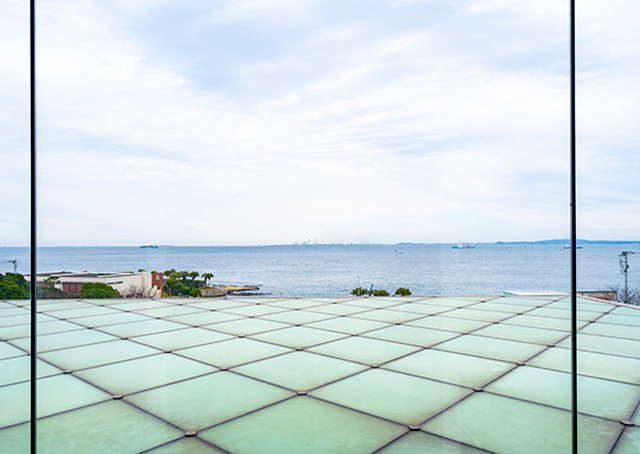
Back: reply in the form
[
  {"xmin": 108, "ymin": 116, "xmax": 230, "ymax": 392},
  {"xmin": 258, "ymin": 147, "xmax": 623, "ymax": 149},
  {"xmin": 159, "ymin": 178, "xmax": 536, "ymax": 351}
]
[{"xmin": 1, "ymin": 0, "xmax": 638, "ymax": 246}]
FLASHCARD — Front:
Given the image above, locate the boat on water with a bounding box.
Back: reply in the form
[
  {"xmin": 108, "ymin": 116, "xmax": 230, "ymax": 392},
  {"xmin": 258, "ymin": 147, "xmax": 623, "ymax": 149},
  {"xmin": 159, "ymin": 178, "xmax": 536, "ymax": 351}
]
[
  {"xmin": 140, "ymin": 245, "xmax": 158, "ymax": 249},
  {"xmin": 452, "ymin": 243, "xmax": 475, "ymax": 249}
]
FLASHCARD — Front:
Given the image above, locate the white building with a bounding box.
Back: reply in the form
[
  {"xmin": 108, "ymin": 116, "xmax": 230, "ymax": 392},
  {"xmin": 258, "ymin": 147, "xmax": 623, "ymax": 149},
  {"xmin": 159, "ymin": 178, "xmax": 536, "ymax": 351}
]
[{"xmin": 26, "ymin": 271, "xmax": 164, "ymax": 298}]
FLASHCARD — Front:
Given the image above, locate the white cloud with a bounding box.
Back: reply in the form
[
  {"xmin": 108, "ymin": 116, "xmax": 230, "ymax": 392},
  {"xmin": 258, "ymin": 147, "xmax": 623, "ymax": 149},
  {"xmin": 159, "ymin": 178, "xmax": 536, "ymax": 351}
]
[{"xmin": 1, "ymin": 0, "xmax": 638, "ymax": 245}]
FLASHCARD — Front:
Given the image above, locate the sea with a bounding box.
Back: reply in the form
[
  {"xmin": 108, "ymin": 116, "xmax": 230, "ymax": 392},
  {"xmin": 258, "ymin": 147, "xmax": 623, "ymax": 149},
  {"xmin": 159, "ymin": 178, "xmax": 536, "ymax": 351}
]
[{"xmin": 2, "ymin": 244, "xmax": 639, "ymax": 297}]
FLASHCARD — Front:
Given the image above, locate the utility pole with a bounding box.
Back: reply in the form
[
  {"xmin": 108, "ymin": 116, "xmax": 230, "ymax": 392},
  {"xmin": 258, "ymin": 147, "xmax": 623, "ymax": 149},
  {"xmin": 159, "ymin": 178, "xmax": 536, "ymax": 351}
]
[
  {"xmin": 619, "ymin": 251, "xmax": 638, "ymax": 304},
  {"xmin": 5, "ymin": 260, "xmax": 17, "ymax": 273}
]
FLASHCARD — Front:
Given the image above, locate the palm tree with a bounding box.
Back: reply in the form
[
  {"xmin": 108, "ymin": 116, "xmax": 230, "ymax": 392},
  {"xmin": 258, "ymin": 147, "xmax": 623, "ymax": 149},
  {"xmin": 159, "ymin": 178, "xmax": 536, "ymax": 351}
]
[
  {"xmin": 202, "ymin": 273, "xmax": 214, "ymax": 287},
  {"xmin": 188, "ymin": 271, "xmax": 200, "ymax": 283}
]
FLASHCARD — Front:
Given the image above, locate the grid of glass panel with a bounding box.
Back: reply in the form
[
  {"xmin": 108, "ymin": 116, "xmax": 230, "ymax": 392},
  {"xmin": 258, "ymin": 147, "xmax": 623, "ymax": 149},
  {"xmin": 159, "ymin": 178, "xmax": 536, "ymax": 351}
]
[{"xmin": 0, "ymin": 295, "xmax": 638, "ymax": 453}]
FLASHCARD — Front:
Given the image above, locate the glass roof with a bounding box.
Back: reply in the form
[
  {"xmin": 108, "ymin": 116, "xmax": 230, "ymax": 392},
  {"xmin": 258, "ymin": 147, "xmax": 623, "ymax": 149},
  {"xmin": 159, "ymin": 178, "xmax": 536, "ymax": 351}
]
[{"xmin": 0, "ymin": 295, "xmax": 638, "ymax": 453}]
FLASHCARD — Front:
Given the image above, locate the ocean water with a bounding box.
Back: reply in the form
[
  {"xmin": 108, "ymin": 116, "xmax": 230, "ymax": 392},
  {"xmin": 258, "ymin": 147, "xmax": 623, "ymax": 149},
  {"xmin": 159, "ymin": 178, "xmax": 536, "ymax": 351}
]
[{"xmin": 1, "ymin": 244, "xmax": 638, "ymax": 297}]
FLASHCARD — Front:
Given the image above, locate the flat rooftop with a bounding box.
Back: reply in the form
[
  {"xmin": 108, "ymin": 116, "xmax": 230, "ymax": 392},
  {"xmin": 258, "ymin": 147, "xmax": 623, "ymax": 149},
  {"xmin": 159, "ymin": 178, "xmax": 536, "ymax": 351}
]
[{"xmin": 0, "ymin": 295, "xmax": 638, "ymax": 453}]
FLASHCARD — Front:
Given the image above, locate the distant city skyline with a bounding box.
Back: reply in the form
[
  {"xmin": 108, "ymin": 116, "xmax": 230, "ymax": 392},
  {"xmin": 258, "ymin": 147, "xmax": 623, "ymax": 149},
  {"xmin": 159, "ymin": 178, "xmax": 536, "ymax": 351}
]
[{"xmin": 1, "ymin": 0, "xmax": 639, "ymax": 247}]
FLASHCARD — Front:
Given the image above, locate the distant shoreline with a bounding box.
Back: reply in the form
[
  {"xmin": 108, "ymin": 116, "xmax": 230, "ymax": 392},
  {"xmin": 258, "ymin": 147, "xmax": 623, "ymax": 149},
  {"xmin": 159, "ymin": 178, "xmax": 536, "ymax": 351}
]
[{"xmin": 3, "ymin": 239, "xmax": 639, "ymax": 248}]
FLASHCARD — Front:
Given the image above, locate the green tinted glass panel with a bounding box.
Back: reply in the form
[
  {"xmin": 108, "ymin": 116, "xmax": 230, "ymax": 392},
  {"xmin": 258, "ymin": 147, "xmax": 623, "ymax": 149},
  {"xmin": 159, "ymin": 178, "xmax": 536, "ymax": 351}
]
[
  {"xmin": 487, "ymin": 365, "xmax": 640, "ymax": 420},
  {"xmin": 179, "ymin": 338, "xmax": 291, "ymax": 368},
  {"xmin": 309, "ymin": 336, "xmax": 420, "ymax": 365},
  {"xmin": 312, "ymin": 369, "xmax": 469, "ymax": 425},
  {"xmin": 128, "ymin": 371, "xmax": 292, "ymax": 430},
  {"xmin": 251, "ymin": 326, "xmax": 347, "ymax": 349},
  {"xmin": 40, "ymin": 339, "xmax": 158, "ymax": 370},
  {"xmin": 76, "ymin": 354, "xmax": 215, "ymax": 394},
  {"xmin": 234, "ymin": 351, "xmax": 366, "ymax": 390},
  {"xmin": 385, "ymin": 349, "xmax": 512, "ymax": 387},
  {"xmin": 200, "ymin": 397, "xmax": 405, "ymax": 454},
  {"xmin": 379, "ymin": 431, "xmax": 485, "ymax": 453},
  {"xmin": 424, "ymin": 393, "xmax": 620, "ymax": 454}
]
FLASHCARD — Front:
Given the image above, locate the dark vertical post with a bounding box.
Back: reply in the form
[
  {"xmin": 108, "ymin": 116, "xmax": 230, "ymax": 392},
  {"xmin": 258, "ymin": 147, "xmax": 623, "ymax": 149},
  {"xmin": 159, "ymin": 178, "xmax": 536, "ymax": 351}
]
[
  {"xmin": 570, "ymin": 1, "xmax": 578, "ymax": 453},
  {"xmin": 30, "ymin": 0, "xmax": 37, "ymax": 453}
]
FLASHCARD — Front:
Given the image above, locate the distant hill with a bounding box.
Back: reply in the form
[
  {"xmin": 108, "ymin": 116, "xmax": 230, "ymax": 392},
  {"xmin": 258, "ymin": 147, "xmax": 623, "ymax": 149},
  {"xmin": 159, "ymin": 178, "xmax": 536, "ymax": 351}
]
[{"xmin": 495, "ymin": 239, "xmax": 639, "ymax": 245}]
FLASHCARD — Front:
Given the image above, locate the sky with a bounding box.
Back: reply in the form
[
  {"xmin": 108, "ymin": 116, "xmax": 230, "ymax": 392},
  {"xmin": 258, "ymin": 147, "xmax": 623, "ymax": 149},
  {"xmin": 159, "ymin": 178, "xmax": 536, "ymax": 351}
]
[{"xmin": 1, "ymin": 0, "xmax": 638, "ymax": 246}]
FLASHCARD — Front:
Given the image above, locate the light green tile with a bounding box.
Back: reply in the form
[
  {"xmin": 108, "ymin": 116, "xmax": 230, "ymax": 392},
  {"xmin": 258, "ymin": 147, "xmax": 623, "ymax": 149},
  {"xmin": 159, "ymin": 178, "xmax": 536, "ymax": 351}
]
[
  {"xmin": 0, "ymin": 342, "xmax": 25, "ymax": 360},
  {"xmin": 251, "ymin": 326, "xmax": 347, "ymax": 349},
  {"xmin": 379, "ymin": 431, "xmax": 485, "ymax": 453},
  {"xmin": 0, "ymin": 374, "xmax": 109, "ymax": 428},
  {"xmin": 424, "ymin": 393, "xmax": 619, "ymax": 454},
  {"xmin": 529, "ymin": 347, "xmax": 640, "ymax": 385},
  {"xmin": 99, "ymin": 319, "xmax": 187, "ymax": 337},
  {"xmin": 312, "ymin": 369, "xmax": 469, "ymax": 425},
  {"xmin": 391, "ymin": 303, "xmax": 452, "ymax": 316},
  {"xmin": 557, "ymin": 333, "xmax": 640, "ymax": 359},
  {"xmin": 0, "ymin": 314, "xmax": 55, "ymax": 327},
  {"xmin": 36, "ymin": 401, "xmax": 181, "ymax": 454},
  {"xmin": 201, "ymin": 397, "xmax": 405, "ymax": 454},
  {"xmin": 134, "ymin": 327, "xmax": 232, "ymax": 351},
  {"xmin": 235, "ymin": 351, "xmax": 366, "ymax": 390},
  {"xmin": 147, "ymin": 438, "xmax": 225, "ymax": 453},
  {"xmin": 71, "ymin": 312, "xmax": 152, "ymax": 327},
  {"xmin": 504, "ymin": 314, "xmax": 581, "ymax": 331},
  {"xmin": 169, "ymin": 311, "xmax": 242, "ymax": 326},
  {"xmin": 307, "ymin": 317, "xmax": 389, "ymax": 335},
  {"xmin": 0, "ymin": 320, "xmax": 81, "ymax": 340},
  {"xmin": 207, "ymin": 318, "xmax": 288, "ymax": 336},
  {"xmin": 268, "ymin": 299, "xmax": 326, "ymax": 310},
  {"xmin": 0, "ymin": 423, "xmax": 28, "ymax": 454},
  {"xmin": 468, "ymin": 302, "xmax": 534, "ymax": 314},
  {"xmin": 309, "ymin": 336, "xmax": 419, "ymax": 365},
  {"xmin": 346, "ymin": 298, "xmax": 404, "ymax": 309},
  {"xmin": 436, "ymin": 334, "xmax": 545, "ymax": 362},
  {"xmin": 128, "ymin": 372, "xmax": 292, "ymax": 430},
  {"xmin": 364, "ymin": 325, "xmax": 458, "ymax": 348},
  {"xmin": 76, "ymin": 354, "xmax": 215, "ymax": 394},
  {"xmin": 487, "ymin": 365, "xmax": 640, "ymax": 420},
  {"xmin": 310, "ymin": 304, "xmax": 370, "ymax": 316},
  {"xmin": 441, "ymin": 308, "xmax": 512, "ymax": 323},
  {"xmin": 179, "ymin": 338, "xmax": 291, "ymax": 368},
  {"xmin": 527, "ymin": 307, "xmax": 594, "ymax": 321},
  {"xmin": 12, "ymin": 329, "xmax": 117, "ymax": 353},
  {"xmin": 353, "ymin": 309, "xmax": 423, "ymax": 323},
  {"xmin": 407, "ymin": 316, "xmax": 488, "ymax": 333},
  {"xmin": 0, "ymin": 356, "xmax": 61, "ymax": 387},
  {"xmin": 40, "ymin": 339, "xmax": 158, "ymax": 370},
  {"xmin": 611, "ymin": 306, "xmax": 640, "ymax": 318},
  {"xmin": 46, "ymin": 306, "xmax": 115, "ymax": 319},
  {"xmin": 615, "ymin": 427, "xmax": 640, "ymax": 454},
  {"xmin": 580, "ymin": 322, "xmax": 640, "ymax": 341},
  {"xmin": 261, "ymin": 310, "xmax": 334, "ymax": 325},
  {"xmin": 473, "ymin": 323, "xmax": 568, "ymax": 345},
  {"xmin": 220, "ymin": 304, "xmax": 286, "ymax": 317},
  {"xmin": 385, "ymin": 349, "xmax": 512, "ymax": 387},
  {"xmin": 598, "ymin": 313, "xmax": 640, "ymax": 327},
  {"xmin": 137, "ymin": 306, "xmax": 205, "ymax": 318}
]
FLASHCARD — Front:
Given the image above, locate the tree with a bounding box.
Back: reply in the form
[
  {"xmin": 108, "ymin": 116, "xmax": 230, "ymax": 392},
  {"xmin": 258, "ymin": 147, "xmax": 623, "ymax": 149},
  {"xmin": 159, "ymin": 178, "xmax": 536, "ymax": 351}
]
[
  {"xmin": 0, "ymin": 273, "xmax": 30, "ymax": 299},
  {"xmin": 394, "ymin": 287, "xmax": 412, "ymax": 296},
  {"xmin": 202, "ymin": 273, "xmax": 214, "ymax": 287},
  {"xmin": 373, "ymin": 289, "xmax": 389, "ymax": 296},
  {"xmin": 80, "ymin": 282, "xmax": 120, "ymax": 299},
  {"xmin": 43, "ymin": 276, "xmax": 60, "ymax": 288},
  {"xmin": 188, "ymin": 271, "xmax": 200, "ymax": 283},
  {"xmin": 351, "ymin": 286, "xmax": 368, "ymax": 296}
]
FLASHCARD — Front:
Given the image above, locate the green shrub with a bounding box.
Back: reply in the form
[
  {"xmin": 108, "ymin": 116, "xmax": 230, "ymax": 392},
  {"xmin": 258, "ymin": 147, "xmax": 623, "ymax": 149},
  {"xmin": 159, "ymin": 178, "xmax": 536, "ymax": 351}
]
[
  {"xmin": 350, "ymin": 286, "xmax": 368, "ymax": 296},
  {"xmin": 0, "ymin": 273, "xmax": 30, "ymax": 299},
  {"xmin": 80, "ymin": 282, "xmax": 120, "ymax": 299},
  {"xmin": 394, "ymin": 287, "xmax": 412, "ymax": 296},
  {"xmin": 373, "ymin": 289, "xmax": 389, "ymax": 296}
]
